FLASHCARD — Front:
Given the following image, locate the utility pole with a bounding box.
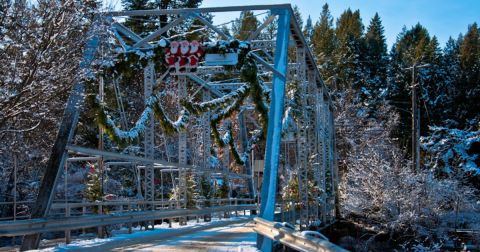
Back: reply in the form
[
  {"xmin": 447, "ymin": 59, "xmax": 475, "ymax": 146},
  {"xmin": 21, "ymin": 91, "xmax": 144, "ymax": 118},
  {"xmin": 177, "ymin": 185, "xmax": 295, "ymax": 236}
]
[{"xmin": 405, "ymin": 63, "xmax": 429, "ymax": 172}]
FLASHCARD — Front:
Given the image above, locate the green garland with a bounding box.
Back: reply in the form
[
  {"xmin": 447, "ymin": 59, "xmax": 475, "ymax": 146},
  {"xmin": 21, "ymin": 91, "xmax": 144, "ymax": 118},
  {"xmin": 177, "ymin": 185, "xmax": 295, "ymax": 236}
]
[
  {"xmin": 180, "ymin": 84, "xmax": 250, "ymax": 115},
  {"xmin": 209, "ymin": 87, "xmax": 250, "ymax": 148},
  {"xmin": 180, "ymin": 40, "xmax": 271, "ymax": 166},
  {"xmin": 101, "ymin": 43, "xmax": 167, "ymax": 81},
  {"xmin": 151, "ymin": 97, "xmax": 190, "ymax": 136},
  {"xmin": 241, "ymin": 56, "xmax": 268, "ymax": 141},
  {"xmin": 92, "ymin": 94, "xmax": 189, "ymax": 145},
  {"xmin": 224, "ymin": 125, "xmax": 244, "ymax": 165}
]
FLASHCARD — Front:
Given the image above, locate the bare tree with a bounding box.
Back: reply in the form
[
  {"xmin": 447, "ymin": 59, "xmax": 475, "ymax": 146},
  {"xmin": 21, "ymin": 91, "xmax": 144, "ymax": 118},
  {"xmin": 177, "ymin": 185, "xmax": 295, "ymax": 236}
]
[{"xmin": 0, "ymin": 0, "xmax": 96, "ymax": 217}]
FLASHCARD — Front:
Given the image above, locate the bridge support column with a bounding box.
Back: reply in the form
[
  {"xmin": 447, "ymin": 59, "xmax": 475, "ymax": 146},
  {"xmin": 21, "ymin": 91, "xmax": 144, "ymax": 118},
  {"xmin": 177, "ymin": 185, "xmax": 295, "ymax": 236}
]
[
  {"xmin": 144, "ymin": 62, "xmax": 155, "ymax": 209},
  {"xmin": 143, "ymin": 61, "xmax": 156, "ymax": 230},
  {"xmin": 295, "ymin": 47, "xmax": 310, "ymax": 230},
  {"xmin": 178, "ymin": 75, "xmax": 188, "ymax": 226},
  {"xmin": 257, "ymin": 7, "xmax": 290, "ymax": 252}
]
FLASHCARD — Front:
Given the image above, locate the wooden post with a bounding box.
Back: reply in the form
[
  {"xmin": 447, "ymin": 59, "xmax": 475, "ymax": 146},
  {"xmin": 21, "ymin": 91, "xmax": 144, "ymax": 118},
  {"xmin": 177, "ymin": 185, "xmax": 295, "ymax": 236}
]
[
  {"xmin": 128, "ymin": 204, "xmax": 132, "ymax": 234},
  {"xmin": 82, "ymin": 199, "xmax": 86, "ymax": 235},
  {"xmin": 13, "ymin": 154, "xmax": 17, "ymax": 221},
  {"xmin": 97, "ymin": 204, "xmax": 103, "ymax": 238},
  {"xmin": 235, "ymin": 198, "xmax": 238, "ymax": 217},
  {"xmin": 65, "ymin": 206, "xmax": 71, "ymax": 244}
]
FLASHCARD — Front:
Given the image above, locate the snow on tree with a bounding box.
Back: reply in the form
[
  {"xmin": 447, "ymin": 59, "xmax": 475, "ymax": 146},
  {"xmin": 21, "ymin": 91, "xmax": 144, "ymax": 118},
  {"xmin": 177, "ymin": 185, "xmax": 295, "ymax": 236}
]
[
  {"xmin": 363, "ymin": 13, "xmax": 388, "ymax": 112},
  {"xmin": 333, "ymin": 8, "xmax": 365, "ymax": 91},
  {"xmin": 338, "ymin": 91, "xmax": 479, "ymax": 248},
  {"xmin": 303, "ymin": 15, "xmax": 314, "ymax": 45},
  {"xmin": 0, "ymin": 0, "xmax": 98, "ymax": 218},
  {"xmin": 422, "ymin": 127, "xmax": 480, "ymax": 185},
  {"xmin": 233, "ymin": 11, "xmax": 259, "ymax": 40},
  {"xmin": 85, "ymin": 164, "xmax": 103, "ymax": 203},
  {"xmin": 216, "ymin": 175, "xmax": 230, "ymax": 200},
  {"xmin": 312, "ymin": 3, "xmax": 336, "ymax": 83}
]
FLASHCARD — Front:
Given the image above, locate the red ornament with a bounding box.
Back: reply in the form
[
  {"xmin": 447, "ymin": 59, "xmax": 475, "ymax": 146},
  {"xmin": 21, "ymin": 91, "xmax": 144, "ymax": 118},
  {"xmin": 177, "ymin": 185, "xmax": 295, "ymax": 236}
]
[
  {"xmin": 165, "ymin": 41, "xmax": 179, "ymax": 66},
  {"xmin": 88, "ymin": 164, "xmax": 95, "ymax": 174},
  {"xmin": 188, "ymin": 40, "xmax": 203, "ymax": 66},
  {"xmin": 177, "ymin": 40, "xmax": 190, "ymax": 69}
]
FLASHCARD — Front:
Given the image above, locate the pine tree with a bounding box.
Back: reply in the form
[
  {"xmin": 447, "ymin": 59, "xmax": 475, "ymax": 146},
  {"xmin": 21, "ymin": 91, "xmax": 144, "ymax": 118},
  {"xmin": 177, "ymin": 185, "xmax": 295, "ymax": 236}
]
[
  {"xmin": 200, "ymin": 174, "xmax": 213, "ymax": 206},
  {"xmin": 185, "ymin": 173, "xmax": 199, "ymax": 209},
  {"xmin": 459, "ymin": 23, "xmax": 480, "ymax": 74},
  {"xmin": 121, "ymin": 0, "xmax": 203, "ymax": 36},
  {"xmin": 303, "ymin": 15, "xmax": 313, "ymax": 44},
  {"xmin": 364, "ymin": 13, "xmax": 387, "ymax": 109},
  {"xmin": 457, "ymin": 23, "xmax": 480, "ymax": 127},
  {"xmin": 258, "ymin": 12, "xmax": 277, "ymax": 40},
  {"xmin": 439, "ymin": 37, "xmax": 462, "ymax": 126},
  {"xmin": 334, "ymin": 9, "xmax": 365, "ymax": 90},
  {"xmin": 85, "ymin": 164, "xmax": 103, "ymax": 202},
  {"xmin": 121, "ymin": 0, "xmax": 150, "ymax": 35},
  {"xmin": 387, "ymin": 23, "xmax": 432, "ymax": 149},
  {"xmin": 393, "ymin": 23, "xmax": 431, "ymax": 65},
  {"xmin": 233, "ymin": 11, "xmax": 259, "ymax": 40},
  {"xmin": 216, "ymin": 175, "xmax": 230, "ymax": 199},
  {"xmin": 419, "ymin": 36, "xmax": 445, "ymax": 130},
  {"xmin": 312, "ymin": 4, "xmax": 336, "ymax": 84}
]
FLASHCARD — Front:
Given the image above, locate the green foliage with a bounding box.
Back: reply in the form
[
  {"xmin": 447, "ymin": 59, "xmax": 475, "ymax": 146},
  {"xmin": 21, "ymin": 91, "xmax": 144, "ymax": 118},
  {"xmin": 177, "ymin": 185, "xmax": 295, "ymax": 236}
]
[
  {"xmin": 334, "ymin": 8, "xmax": 365, "ymax": 90},
  {"xmin": 216, "ymin": 175, "xmax": 230, "ymax": 199},
  {"xmin": 303, "ymin": 15, "xmax": 314, "ymax": 44},
  {"xmin": 122, "ymin": 0, "xmax": 203, "ymax": 36},
  {"xmin": 85, "ymin": 164, "xmax": 103, "ymax": 202},
  {"xmin": 362, "ymin": 12, "xmax": 388, "ymax": 113},
  {"xmin": 121, "ymin": 0, "xmax": 151, "ymax": 35},
  {"xmin": 233, "ymin": 11, "xmax": 258, "ymax": 40},
  {"xmin": 182, "ymin": 40, "xmax": 267, "ymax": 165},
  {"xmin": 186, "ymin": 173, "xmax": 199, "ymax": 209},
  {"xmin": 393, "ymin": 23, "xmax": 431, "ymax": 65},
  {"xmin": 364, "ymin": 13, "xmax": 387, "ymax": 80},
  {"xmin": 91, "ymin": 93, "xmax": 188, "ymax": 145},
  {"xmin": 460, "ymin": 23, "xmax": 480, "ymax": 72},
  {"xmin": 312, "ymin": 4, "xmax": 336, "ymax": 82},
  {"xmin": 102, "ymin": 44, "xmax": 167, "ymax": 81},
  {"xmin": 200, "ymin": 175, "xmax": 213, "ymax": 199}
]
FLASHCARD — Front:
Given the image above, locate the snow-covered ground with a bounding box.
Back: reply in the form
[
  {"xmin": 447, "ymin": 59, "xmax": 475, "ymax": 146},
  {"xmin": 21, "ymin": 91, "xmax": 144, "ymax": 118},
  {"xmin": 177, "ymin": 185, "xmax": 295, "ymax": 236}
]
[{"xmin": 35, "ymin": 215, "xmax": 258, "ymax": 252}]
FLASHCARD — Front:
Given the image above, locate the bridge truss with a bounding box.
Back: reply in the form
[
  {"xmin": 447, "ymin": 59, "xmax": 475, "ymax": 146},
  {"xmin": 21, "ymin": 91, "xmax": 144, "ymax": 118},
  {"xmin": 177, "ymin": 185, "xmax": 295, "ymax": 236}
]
[{"xmin": 7, "ymin": 4, "xmax": 338, "ymax": 251}]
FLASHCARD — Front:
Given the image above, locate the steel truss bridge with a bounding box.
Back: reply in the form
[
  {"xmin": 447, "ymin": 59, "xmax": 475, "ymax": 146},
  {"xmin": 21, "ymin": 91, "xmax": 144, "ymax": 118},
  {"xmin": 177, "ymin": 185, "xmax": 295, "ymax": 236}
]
[{"xmin": 0, "ymin": 4, "xmax": 340, "ymax": 251}]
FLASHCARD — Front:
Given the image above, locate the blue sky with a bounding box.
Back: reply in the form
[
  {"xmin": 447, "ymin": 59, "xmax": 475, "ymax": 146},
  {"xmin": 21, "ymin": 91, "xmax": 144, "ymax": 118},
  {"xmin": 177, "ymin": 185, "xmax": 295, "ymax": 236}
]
[{"xmin": 104, "ymin": 0, "xmax": 479, "ymax": 48}]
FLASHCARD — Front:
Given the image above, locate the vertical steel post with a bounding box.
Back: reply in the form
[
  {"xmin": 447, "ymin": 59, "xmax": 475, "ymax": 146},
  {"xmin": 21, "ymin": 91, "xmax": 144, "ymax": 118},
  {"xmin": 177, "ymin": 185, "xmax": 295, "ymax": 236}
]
[
  {"xmin": 239, "ymin": 111, "xmax": 255, "ymax": 199},
  {"xmin": 316, "ymin": 90, "xmax": 327, "ymax": 223},
  {"xmin": 99, "ymin": 77, "xmax": 105, "ymax": 196},
  {"xmin": 178, "ymin": 75, "xmax": 188, "ymax": 223},
  {"xmin": 203, "ymin": 91, "xmax": 212, "ymax": 170},
  {"xmin": 144, "ymin": 62, "xmax": 155, "ymax": 209},
  {"xmin": 308, "ymin": 71, "xmax": 322, "ymax": 223},
  {"xmin": 295, "ymin": 47, "xmax": 309, "ymax": 229},
  {"xmin": 257, "ymin": 8, "xmax": 290, "ymax": 252}
]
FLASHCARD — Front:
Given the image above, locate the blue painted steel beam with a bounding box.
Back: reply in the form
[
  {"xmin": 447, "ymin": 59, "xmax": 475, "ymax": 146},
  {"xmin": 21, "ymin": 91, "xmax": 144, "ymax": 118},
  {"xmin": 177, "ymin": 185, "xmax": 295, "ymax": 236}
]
[{"xmin": 257, "ymin": 7, "xmax": 290, "ymax": 252}]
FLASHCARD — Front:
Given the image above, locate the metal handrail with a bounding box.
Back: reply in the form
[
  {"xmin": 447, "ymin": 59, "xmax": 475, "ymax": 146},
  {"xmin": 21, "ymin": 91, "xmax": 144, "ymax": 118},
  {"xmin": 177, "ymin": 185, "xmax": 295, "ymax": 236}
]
[
  {"xmin": 0, "ymin": 204, "xmax": 257, "ymax": 237},
  {"xmin": 253, "ymin": 217, "xmax": 348, "ymax": 252}
]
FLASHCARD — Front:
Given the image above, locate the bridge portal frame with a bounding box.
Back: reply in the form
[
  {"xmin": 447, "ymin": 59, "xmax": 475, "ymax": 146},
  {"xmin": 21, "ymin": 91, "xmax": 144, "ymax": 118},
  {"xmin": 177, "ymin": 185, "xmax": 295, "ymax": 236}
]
[{"xmin": 19, "ymin": 4, "xmax": 338, "ymax": 251}]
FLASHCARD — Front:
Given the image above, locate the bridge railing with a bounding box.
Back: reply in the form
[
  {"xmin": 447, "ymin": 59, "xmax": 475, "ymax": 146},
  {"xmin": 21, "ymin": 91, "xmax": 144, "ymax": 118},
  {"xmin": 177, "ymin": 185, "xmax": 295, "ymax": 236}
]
[
  {"xmin": 0, "ymin": 198, "xmax": 256, "ymax": 220},
  {"xmin": 253, "ymin": 217, "xmax": 348, "ymax": 252},
  {"xmin": 0, "ymin": 203, "xmax": 257, "ymax": 240}
]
